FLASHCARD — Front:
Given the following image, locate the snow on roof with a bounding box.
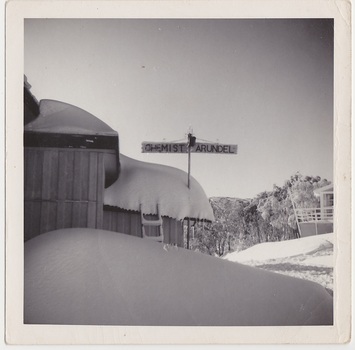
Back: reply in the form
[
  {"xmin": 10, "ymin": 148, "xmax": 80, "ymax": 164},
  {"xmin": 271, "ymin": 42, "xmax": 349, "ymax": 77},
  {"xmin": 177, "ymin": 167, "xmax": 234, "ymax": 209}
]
[
  {"xmin": 24, "ymin": 99, "xmax": 117, "ymax": 137},
  {"xmin": 104, "ymin": 154, "xmax": 215, "ymax": 221},
  {"xmin": 314, "ymin": 183, "xmax": 333, "ymax": 194}
]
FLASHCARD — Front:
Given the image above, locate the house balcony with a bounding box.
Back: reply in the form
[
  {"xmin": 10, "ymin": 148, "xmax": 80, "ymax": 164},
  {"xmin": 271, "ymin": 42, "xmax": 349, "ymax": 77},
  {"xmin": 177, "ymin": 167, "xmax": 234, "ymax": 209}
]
[{"xmin": 294, "ymin": 207, "xmax": 334, "ymax": 224}]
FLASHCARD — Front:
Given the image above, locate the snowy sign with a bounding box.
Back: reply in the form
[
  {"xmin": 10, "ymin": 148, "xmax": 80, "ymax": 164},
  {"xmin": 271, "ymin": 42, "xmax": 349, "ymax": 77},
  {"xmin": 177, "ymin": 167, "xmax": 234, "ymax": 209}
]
[{"xmin": 142, "ymin": 142, "xmax": 238, "ymax": 154}]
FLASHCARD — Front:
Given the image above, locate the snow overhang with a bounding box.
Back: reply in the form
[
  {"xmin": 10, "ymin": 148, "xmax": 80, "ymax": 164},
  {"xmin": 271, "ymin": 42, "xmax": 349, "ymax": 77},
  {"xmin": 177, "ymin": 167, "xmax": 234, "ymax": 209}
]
[{"xmin": 104, "ymin": 154, "xmax": 215, "ymax": 222}]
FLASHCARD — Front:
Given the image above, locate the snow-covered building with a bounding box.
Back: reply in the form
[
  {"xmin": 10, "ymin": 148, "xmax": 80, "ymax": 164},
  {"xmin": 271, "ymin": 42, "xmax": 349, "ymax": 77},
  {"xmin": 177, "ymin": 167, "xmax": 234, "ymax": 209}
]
[
  {"xmin": 293, "ymin": 184, "xmax": 334, "ymax": 237},
  {"xmin": 103, "ymin": 154, "xmax": 214, "ymax": 245},
  {"xmin": 24, "ymin": 92, "xmax": 214, "ymax": 245},
  {"xmin": 24, "ymin": 99, "xmax": 120, "ymax": 241}
]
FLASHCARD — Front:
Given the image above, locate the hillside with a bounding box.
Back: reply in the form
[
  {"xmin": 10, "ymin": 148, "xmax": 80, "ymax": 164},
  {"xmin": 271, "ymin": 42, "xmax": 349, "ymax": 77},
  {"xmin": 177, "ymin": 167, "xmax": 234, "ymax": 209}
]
[
  {"xmin": 224, "ymin": 233, "xmax": 334, "ymax": 294},
  {"xmin": 25, "ymin": 228, "xmax": 333, "ymax": 326}
]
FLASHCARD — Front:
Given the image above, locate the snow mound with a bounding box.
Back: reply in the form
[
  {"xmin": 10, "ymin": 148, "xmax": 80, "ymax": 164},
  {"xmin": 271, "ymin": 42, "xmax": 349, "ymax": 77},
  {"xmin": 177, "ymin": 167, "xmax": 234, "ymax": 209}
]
[
  {"xmin": 25, "ymin": 99, "xmax": 117, "ymax": 136},
  {"xmin": 104, "ymin": 154, "xmax": 215, "ymax": 221},
  {"xmin": 224, "ymin": 233, "xmax": 334, "ymax": 264},
  {"xmin": 25, "ymin": 228, "xmax": 333, "ymax": 326}
]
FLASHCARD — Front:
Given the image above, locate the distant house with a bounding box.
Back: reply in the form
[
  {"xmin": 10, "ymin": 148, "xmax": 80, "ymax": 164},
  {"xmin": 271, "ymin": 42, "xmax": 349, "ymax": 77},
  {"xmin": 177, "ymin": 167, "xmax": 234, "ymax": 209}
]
[
  {"xmin": 24, "ymin": 82, "xmax": 214, "ymax": 245},
  {"xmin": 292, "ymin": 184, "xmax": 334, "ymax": 237}
]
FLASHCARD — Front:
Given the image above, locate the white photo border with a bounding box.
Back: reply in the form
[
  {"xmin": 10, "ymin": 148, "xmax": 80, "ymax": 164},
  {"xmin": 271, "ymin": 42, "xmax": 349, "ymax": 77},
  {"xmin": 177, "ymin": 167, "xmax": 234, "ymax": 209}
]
[{"xmin": 5, "ymin": 0, "xmax": 351, "ymax": 345}]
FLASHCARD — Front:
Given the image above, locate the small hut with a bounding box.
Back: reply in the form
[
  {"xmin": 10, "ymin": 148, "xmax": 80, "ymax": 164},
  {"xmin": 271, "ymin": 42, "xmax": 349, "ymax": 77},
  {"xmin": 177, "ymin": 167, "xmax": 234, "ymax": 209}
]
[
  {"xmin": 103, "ymin": 154, "xmax": 215, "ymax": 246},
  {"xmin": 24, "ymin": 99, "xmax": 120, "ymax": 241}
]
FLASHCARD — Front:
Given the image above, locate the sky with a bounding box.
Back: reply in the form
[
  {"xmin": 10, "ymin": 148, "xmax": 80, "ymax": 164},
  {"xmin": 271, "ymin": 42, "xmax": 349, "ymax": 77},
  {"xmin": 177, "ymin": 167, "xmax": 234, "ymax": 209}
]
[{"xmin": 24, "ymin": 19, "xmax": 334, "ymax": 199}]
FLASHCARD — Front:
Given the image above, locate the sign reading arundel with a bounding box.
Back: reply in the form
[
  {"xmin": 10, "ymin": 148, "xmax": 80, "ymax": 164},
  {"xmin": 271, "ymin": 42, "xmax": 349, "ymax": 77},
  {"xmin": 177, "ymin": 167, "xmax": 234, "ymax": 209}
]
[{"xmin": 142, "ymin": 142, "xmax": 238, "ymax": 154}]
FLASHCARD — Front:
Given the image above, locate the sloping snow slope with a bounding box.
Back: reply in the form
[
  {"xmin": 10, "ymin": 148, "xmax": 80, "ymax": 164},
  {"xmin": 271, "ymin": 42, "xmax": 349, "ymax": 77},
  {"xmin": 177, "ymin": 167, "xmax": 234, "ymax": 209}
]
[
  {"xmin": 224, "ymin": 233, "xmax": 334, "ymax": 264},
  {"xmin": 223, "ymin": 234, "xmax": 334, "ymax": 292},
  {"xmin": 104, "ymin": 154, "xmax": 215, "ymax": 221},
  {"xmin": 25, "ymin": 228, "xmax": 333, "ymax": 326},
  {"xmin": 25, "ymin": 100, "xmax": 117, "ymax": 136}
]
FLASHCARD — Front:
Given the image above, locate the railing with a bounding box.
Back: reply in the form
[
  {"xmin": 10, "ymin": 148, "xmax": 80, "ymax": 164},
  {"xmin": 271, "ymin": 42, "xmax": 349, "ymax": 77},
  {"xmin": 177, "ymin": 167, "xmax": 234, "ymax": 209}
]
[{"xmin": 294, "ymin": 207, "xmax": 334, "ymax": 223}]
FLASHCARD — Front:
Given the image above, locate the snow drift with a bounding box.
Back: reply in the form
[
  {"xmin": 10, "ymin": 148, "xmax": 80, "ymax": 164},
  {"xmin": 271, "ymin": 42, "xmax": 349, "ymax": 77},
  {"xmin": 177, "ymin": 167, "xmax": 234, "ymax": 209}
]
[
  {"xmin": 25, "ymin": 228, "xmax": 333, "ymax": 326},
  {"xmin": 224, "ymin": 233, "xmax": 334, "ymax": 264},
  {"xmin": 104, "ymin": 154, "xmax": 215, "ymax": 221}
]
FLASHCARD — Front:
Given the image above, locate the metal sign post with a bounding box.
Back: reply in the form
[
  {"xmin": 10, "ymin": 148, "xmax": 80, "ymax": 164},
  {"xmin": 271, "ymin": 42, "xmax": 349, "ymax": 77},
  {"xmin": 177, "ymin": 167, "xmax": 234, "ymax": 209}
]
[
  {"xmin": 186, "ymin": 133, "xmax": 196, "ymax": 249},
  {"xmin": 142, "ymin": 132, "xmax": 238, "ymax": 249}
]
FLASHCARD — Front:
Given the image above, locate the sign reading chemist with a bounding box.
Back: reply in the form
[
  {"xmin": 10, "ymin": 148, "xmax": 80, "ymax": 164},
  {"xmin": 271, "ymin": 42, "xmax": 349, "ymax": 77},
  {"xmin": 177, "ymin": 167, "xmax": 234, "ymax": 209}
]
[{"xmin": 142, "ymin": 142, "xmax": 238, "ymax": 154}]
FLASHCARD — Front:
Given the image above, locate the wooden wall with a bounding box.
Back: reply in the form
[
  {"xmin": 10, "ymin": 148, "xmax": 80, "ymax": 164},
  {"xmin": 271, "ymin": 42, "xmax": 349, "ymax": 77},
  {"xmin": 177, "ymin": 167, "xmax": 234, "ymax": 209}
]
[
  {"xmin": 24, "ymin": 147, "xmax": 109, "ymax": 241},
  {"xmin": 25, "ymin": 146, "xmax": 185, "ymax": 247},
  {"xmin": 103, "ymin": 208, "xmax": 184, "ymax": 247}
]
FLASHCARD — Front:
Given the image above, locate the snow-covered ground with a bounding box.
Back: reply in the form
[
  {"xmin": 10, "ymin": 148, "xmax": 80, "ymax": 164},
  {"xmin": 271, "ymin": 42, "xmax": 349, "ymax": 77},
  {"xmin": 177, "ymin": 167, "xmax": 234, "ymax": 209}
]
[
  {"xmin": 224, "ymin": 233, "xmax": 334, "ymax": 294},
  {"xmin": 25, "ymin": 228, "xmax": 333, "ymax": 326}
]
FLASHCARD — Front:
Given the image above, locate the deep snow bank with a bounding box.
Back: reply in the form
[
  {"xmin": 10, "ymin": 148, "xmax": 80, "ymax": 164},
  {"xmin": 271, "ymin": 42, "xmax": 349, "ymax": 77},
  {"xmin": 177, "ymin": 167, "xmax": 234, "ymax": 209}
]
[
  {"xmin": 25, "ymin": 229, "xmax": 333, "ymax": 326},
  {"xmin": 224, "ymin": 233, "xmax": 334, "ymax": 264},
  {"xmin": 104, "ymin": 154, "xmax": 214, "ymax": 221}
]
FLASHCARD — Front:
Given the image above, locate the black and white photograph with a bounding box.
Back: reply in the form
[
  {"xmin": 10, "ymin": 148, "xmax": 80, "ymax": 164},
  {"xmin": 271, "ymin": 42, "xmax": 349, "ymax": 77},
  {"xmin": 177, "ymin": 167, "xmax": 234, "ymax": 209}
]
[{"xmin": 5, "ymin": 0, "xmax": 352, "ymax": 345}]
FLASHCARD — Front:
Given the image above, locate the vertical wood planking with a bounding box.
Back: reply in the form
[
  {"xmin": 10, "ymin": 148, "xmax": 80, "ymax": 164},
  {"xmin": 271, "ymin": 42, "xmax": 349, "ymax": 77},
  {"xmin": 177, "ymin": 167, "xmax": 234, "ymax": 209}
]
[
  {"xmin": 79, "ymin": 202, "xmax": 88, "ymax": 227},
  {"xmin": 56, "ymin": 201, "xmax": 65, "ymax": 229},
  {"xmin": 49, "ymin": 202, "xmax": 58, "ymax": 232},
  {"xmin": 81, "ymin": 151, "xmax": 89, "ymax": 201},
  {"xmin": 178, "ymin": 221, "xmax": 184, "ymax": 247},
  {"xmin": 24, "ymin": 201, "xmax": 41, "ymax": 241},
  {"xmin": 24, "ymin": 149, "xmax": 31, "ymax": 199},
  {"xmin": 63, "ymin": 202, "xmax": 73, "ymax": 228},
  {"xmin": 49, "ymin": 150, "xmax": 59, "ymax": 200},
  {"xmin": 87, "ymin": 202, "xmax": 97, "ymax": 228},
  {"xmin": 56, "ymin": 151, "xmax": 68, "ymax": 229},
  {"xmin": 24, "ymin": 202, "xmax": 33, "ymax": 240},
  {"xmin": 112, "ymin": 211, "xmax": 118, "ymax": 232},
  {"xmin": 101, "ymin": 209, "xmax": 186, "ymax": 247},
  {"xmin": 41, "ymin": 150, "xmax": 52, "ymax": 200},
  {"xmin": 57, "ymin": 151, "xmax": 67, "ymax": 201},
  {"xmin": 172, "ymin": 220, "xmax": 178, "ymax": 246},
  {"xmin": 130, "ymin": 213, "xmax": 139, "ymax": 237},
  {"xmin": 25, "ymin": 148, "xmax": 116, "ymax": 239},
  {"xmin": 96, "ymin": 153, "xmax": 104, "ymax": 229},
  {"xmin": 116, "ymin": 211, "xmax": 125, "ymax": 234},
  {"xmin": 87, "ymin": 152, "xmax": 98, "ymax": 228},
  {"xmin": 31, "ymin": 150, "xmax": 43, "ymax": 200},
  {"xmin": 40, "ymin": 201, "xmax": 49, "ymax": 233},
  {"xmin": 65, "ymin": 151, "xmax": 75, "ymax": 200},
  {"xmin": 162, "ymin": 218, "xmax": 170, "ymax": 244},
  {"xmin": 102, "ymin": 211, "xmax": 108, "ymax": 230},
  {"xmin": 41, "ymin": 202, "xmax": 58, "ymax": 233},
  {"xmin": 72, "ymin": 202, "xmax": 82, "ymax": 227},
  {"xmin": 88, "ymin": 152, "xmax": 98, "ymax": 202},
  {"xmin": 96, "ymin": 153, "xmax": 105, "ymax": 203},
  {"xmin": 73, "ymin": 151, "xmax": 82, "ymax": 201}
]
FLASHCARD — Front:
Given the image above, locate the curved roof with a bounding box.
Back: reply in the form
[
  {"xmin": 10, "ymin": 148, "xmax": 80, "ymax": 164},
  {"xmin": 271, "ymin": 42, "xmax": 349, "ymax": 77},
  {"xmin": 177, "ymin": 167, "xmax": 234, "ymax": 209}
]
[
  {"xmin": 104, "ymin": 154, "xmax": 214, "ymax": 221},
  {"xmin": 24, "ymin": 99, "xmax": 117, "ymax": 137}
]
